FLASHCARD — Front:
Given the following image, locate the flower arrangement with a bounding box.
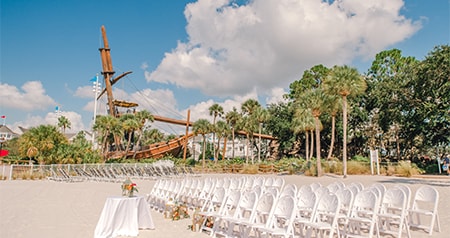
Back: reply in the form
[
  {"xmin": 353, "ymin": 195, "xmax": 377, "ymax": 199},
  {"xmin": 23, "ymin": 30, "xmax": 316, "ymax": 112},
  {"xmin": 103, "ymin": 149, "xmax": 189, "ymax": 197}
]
[
  {"xmin": 121, "ymin": 178, "xmax": 138, "ymax": 197},
  {"xmin": 172, "ymin": 204, "xmax": 189, "ymax": 221}
]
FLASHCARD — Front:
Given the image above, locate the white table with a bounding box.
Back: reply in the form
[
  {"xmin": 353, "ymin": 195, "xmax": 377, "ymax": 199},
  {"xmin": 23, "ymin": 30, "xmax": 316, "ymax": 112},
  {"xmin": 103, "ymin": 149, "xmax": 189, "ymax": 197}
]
[{"xmin": 94, "ymin": 196, "xmax": 155, "ymax": 238}]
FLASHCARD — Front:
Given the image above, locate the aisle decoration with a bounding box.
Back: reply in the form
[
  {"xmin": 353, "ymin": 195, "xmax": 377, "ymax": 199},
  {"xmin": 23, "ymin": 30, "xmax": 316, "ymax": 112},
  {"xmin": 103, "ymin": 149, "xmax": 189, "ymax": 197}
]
[{"xmin": 121, "ymin": 178, "xmax": 138, "ymax": 197}]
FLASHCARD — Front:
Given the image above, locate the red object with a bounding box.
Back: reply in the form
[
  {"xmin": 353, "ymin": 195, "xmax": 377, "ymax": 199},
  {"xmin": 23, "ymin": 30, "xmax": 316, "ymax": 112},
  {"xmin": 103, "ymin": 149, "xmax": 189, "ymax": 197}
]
[
  {"xmin": 0, "ymin": 115, "xmax": 5, "ymax": 119},
  {"xmin": 0, "ymin": 150, "xmax": 8, "ymax": 157}
]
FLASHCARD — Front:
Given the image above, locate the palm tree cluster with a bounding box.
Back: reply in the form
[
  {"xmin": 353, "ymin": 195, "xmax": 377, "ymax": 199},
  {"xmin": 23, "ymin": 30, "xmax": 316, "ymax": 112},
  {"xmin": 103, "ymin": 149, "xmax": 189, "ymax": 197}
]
[
  {"xmin": 193, "ymin": 100, "xmax": 272, "ymax": 169},
  {"xmin": 93, "ymin": 110, "xmax": 154, "ymax": 161}
]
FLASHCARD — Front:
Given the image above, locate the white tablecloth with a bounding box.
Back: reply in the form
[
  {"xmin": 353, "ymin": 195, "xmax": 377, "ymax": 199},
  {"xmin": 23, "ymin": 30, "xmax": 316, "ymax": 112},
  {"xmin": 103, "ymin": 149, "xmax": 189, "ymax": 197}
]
[{"xmin": 94, "ymin": 196, "xmax": 154, "ymax": 238}]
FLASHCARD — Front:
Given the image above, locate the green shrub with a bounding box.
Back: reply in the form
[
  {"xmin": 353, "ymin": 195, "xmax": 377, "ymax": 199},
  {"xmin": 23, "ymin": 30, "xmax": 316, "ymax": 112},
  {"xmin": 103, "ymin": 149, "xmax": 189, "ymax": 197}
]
[
  {"xmin": 395, "ymin": 161, "xmax": 423, "ymax": 177},
  {"xmin": 347, "ymin": 161, "xmax": 371, "ymax": 175}
]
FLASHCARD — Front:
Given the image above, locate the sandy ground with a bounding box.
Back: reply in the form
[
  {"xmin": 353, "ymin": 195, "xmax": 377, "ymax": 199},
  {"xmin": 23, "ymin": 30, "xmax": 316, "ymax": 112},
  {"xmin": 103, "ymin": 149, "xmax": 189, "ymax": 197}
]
[{"xmin": 0, "ymin": 173, "xmax": 449, "ymax": 238}]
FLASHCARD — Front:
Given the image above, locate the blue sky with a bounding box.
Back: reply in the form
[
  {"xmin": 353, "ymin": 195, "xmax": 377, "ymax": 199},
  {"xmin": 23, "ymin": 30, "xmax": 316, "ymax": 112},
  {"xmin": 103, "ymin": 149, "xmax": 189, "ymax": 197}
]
[{"xmin": 1, "ymin": 0, "xmax": 449, "ymax": 135}]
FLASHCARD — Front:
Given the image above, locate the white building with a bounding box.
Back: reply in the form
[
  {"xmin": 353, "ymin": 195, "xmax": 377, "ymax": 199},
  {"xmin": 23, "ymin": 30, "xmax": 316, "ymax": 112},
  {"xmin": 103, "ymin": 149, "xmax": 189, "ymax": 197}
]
[{"xmin": 0, "ymin": 125, "xmax": 19, "ymax": 143}]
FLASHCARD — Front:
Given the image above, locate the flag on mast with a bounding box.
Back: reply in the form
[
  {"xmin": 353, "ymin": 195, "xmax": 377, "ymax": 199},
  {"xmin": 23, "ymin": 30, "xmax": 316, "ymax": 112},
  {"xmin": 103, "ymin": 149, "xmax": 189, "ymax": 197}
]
[{"xmin": 89, "ymin": 75, "xmax": 98, "ymax": 82}]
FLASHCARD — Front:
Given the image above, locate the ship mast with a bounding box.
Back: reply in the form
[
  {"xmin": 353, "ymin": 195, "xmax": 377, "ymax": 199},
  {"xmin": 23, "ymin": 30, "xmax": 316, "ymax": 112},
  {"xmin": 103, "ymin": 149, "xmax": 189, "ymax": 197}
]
[{"xmin": 99, "ymin": 25, "xmax": 116, "ymax": 117}]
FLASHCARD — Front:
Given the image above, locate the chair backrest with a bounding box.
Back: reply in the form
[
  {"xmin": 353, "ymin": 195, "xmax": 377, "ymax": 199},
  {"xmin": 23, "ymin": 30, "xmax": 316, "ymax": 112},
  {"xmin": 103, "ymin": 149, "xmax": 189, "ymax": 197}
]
[
  {"xmin": 310, "ymin": 182, "xmax": 322, "ymax": 191},
  {"xmin": 273, "ymin": 177, "xmax": 285, "ymax": 189},
  {"xmin": 264, "ymin": 177, "xmax": 274, "ymax": 187},
  {"xmin": 350, "ymin": 189, "xmax": 379, "ymax": 218},
  {"xmin": 314, "ymin": 186, "xmax": 330, "ymax": 200},
  {"xmin": 327, "ymin": 182, "xmax": 341, "ymax": 194},
  {"xmin": 381, "ymin": 187, "xmax": 407, "ymax": 213},
  {"xmin": 394, "ymin": 184, "xmax": 411, "ymax": 209},
  {"xmin": 219, "ymin": 189, "xmax": 242, "ymax": 217},
  {"xmin": 201, "ymin": 186, "xmax": 226, "ymax": 212},
  {"xmin": 267, "ymin": 195, "xmax": 297, "ymax": 233},
  {"xmin": 253, "ymin": 192, "xmax": 277, "ymax": 224},
  {"xmin": 254, "ymin": 176, "xmax": 265, "ymax": 187},
  {"xmin": 412, "ymin": 185, "xmax": 439, "ymax": 210},
  {"xmin": 297, "ymin": 188, "xmax": 317, "ymax": 220},
  {"xmin": 348, "ymin": 182, "xmax": 364, "ymax": 192},
  {"xmin": 234, "ymin": 190, "xmax": 259, "ymax": 219},
  {"xmin": 335, "ymin": 188, "xmax": 354, "ymax": 217},
  {"xmin": 280, "ymin": 184, "xmax": 297, "ymax": 197},
  {"xmin": 311, "ymin": 192, "xmax": 340, "ymax": 227}
]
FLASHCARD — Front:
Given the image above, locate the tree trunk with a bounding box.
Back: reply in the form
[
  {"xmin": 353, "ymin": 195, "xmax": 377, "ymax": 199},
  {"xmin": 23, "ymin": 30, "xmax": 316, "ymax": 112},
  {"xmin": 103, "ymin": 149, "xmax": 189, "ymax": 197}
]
[
  {"xmin": 202, "ymin": 136, "xmax": 206, "ymax": 171},
  {"xmin": 258, "ymin": 123, "xmax": 262, "ymax": 163},
  {"xmin": 309, "ymin": 130, "xmax": 314, "ymax": 160},
  {"xmin": 231, "ymin": 129, "xmax": 235, "ymax": 159},
  {"xmin": 314, "ymin": 116, "xmax": 322, "ymax": 177},
  {"xmin": 305, "ymin": 132, "xmax": 309, "ymax": 161},
  {"xmin": 342, "ymin": 96, "xmax": 348, "ymax": 178},
  {"xmin": 327, "ymin": 115, "xmax": 336, "ymax": 159}
]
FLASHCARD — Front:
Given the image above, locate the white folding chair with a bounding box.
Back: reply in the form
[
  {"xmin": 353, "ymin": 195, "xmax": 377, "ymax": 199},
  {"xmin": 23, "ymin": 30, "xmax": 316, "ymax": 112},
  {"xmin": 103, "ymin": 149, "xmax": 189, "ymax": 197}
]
[
  {"xmin": 212, "ymin": 190, "xmax": 258, "ymax": 237},
  {"xmin": 237, "ymin": 192, "xmax": 277, "ymax": 238},
  {"xmin": 335, "ymin": 188, "xmax": 354, "ymax": 237},
  {"xmin": 408, "ymin": 185, "xmax": 440, "ymax": 235},
  {"xmin": 199, "ymin": 190, "xmax": 241, "ymax": 235},
  {"xmin": 345, "ymin": 189, "xmax": 380, "ymax": 238},
  {"xmin": 301, "ymin": 192, "xmax": 341, "ymax": 238},
  {"xmin": 378, "ymin": 187, "xmax": 411, "ymax": 238},
  {"xmin": 256, "ymin": 195, "xmax": 297, "ymax": 238}
]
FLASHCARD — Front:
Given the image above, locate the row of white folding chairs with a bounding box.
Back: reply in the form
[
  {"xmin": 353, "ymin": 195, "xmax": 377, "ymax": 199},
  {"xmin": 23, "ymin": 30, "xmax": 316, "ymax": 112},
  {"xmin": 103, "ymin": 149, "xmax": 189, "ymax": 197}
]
[
  {"xmin": 301, "ymin": 181, "xmax": 440, "ymax": 238},
  {"xmin": 147, "ymin": 176, "xmax": 286, "ymax": 213}
]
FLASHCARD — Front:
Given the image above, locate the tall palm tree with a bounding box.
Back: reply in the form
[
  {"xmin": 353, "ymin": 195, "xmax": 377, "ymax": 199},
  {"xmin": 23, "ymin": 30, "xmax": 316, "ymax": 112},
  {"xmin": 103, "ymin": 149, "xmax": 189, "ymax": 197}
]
[
  {"xmin": 225, "ymin": 107, "xmax": 241, "ymax": 159},
  {"xmin": 238, "ymin": 115, "xmax": 258, "ymax": 164},
  {"xmin": 323, "ymin": 65, "xmax": 367, "ymax": 178},
  {"xmin": 292, "ymin": 107, "xmax": 315, "ymax": 161},
  {"xmin": 326, "ymin": 95, "xmax": 341, "ymax": 159},
  {"xmin": 302, "ymin": 88, "xmax": 329, "ymax": 176},
  {"xmin": 241, "ymin": 99, "xmax": 261, "ymax": 116},
  {"xmin": 193, "ymin": 119, "xmax": 212, "ymax": 169},
  {"xmin": 120, "ymin": 114, "xmax": 140, "ymax": 154},
  {"xmin": 209, "ymin": 103, "xmax": 224, "ymax": 160},
  {"xmin": 254, "ymin": 107, "xmax": 270, "ymax": 162},
  {"xmin": 214, "ymin": 120, "xmax": 230, "ymax": 161},
  {"xmin": 58, "ymin": 116, "xmax": 71, "ymax": 133},
  {"xmin": 93, "ymin": 115, "xmax": 121, "ymax": 161},
  {"xmin": 133, "ymin": 110, "xmax": 154, "ymax": 152}
]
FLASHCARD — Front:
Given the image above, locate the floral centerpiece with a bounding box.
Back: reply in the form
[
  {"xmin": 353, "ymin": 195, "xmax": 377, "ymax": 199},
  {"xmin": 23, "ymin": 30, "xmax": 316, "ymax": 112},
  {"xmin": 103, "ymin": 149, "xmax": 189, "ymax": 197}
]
[
  {"xmin": 121, "ymin": 178, "xmax": 138, "ymax": 197},
  {"xmin": 172, "ymin": 203, "xmax": 189, "ymax": 221}
]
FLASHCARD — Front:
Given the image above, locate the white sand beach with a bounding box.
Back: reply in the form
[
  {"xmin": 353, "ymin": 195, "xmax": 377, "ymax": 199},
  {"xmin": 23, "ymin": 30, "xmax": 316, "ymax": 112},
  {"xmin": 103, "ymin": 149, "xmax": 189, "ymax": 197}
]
[{"xmin": 1, "ymin": 174, "xmax": 449, "ymax": 238}]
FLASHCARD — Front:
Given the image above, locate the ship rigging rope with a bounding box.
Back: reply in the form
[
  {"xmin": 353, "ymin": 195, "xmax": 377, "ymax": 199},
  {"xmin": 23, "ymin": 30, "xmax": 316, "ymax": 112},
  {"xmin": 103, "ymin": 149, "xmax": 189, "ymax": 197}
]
[{"xmin": 120, "ymin": 73, "xmax": 186, "ymax": 135}]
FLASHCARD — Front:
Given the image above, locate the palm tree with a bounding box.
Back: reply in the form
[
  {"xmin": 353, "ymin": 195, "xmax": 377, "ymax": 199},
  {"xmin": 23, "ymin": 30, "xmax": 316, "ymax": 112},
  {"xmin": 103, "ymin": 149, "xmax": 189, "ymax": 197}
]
[
  {"xmin": 193, "ymin": 119, "xmax": 212, "ymax": 169},
  {"xmin": 302, "ymin": 88, "xmax": 329, "ymax": 176},
  {"xmin": 292, "ymin": 107, "xmax": 315, "ymax": 161},
  {"xmin": 143, "ymin": 128, "xmax": 164, "ymax": 144},
  {"xmin": 120, "ymin": 114, "xmax": 140, "ymax": 154},
  {"xmin": 241, "ymin": 99, "xmax": 261, "ymax": 116},
  {"xmin": 225, "ymin": 107, "xmax": 241, "ymax": 159},
  {"xmin": 326, "ymin": 95, "xmax": 341, "ymax": 159},
  {"xmin": 254, "ymin": 107, "xmax": 270, "ymax": 162},
  {"xmin": 323, "ymin": 65, "xmax": 367, "ymax": 178},
  {"xmin": 209, "ymin": 103, "xmax": 224, "ymax": 160},
  {"xmin": 93, "ymin": 115, "xmax": 121, "ymax": 161},
  {"xmin": 58, "ymin": 116, "xmax": 71, "ymax": 133},
  {"xmin": 238, "ymin": 115, "xmax": 258, "ymax": 164},
  {"xmin": 214, "ymin": 120, "xmax": 230, "ymax": 161},
  {"xmin": 133, "ymin": 110, "xmax": 154, "ymax": 152}
]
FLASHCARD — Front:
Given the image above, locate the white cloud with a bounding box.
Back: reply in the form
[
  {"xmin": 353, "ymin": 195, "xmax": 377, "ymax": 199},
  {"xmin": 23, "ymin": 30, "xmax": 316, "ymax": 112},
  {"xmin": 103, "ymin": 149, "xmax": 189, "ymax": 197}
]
[
  {"xmin": 11, "ymin": 110, "xmax": 85, "ymax": 134},
  {"xmin": 265, "ymin": 87, "xmax": 288, "ymax": 106},
  {"xmin": 145, "ymin": 0, "xmax": 420, "ymax": 100},
  {"xmin": 0, "ymin": 81, "xmax": 56, "ymax": 111}
]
